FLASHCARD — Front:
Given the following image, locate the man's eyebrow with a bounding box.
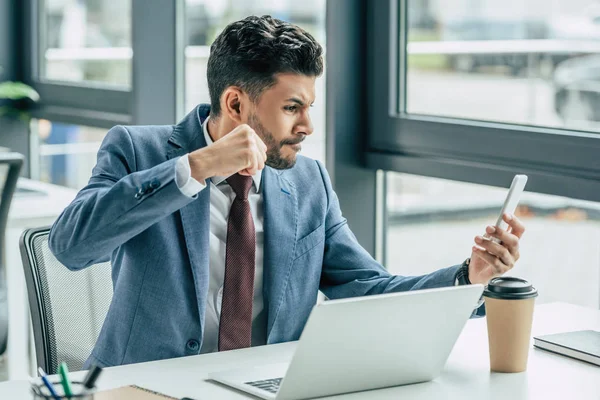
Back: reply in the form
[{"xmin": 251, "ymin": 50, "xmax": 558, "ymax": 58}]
[{"xmin": 286, "ymin": 97, "xmax": 306, "ymax": 106}]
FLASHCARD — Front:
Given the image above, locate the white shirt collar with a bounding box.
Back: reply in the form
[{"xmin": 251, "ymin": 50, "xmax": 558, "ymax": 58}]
[{"xmin": 202, "ymin": 116, "xmax": 262, "ymax": 190}]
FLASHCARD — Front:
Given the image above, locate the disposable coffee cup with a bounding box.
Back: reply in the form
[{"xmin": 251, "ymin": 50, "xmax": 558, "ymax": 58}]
[{"xmin": 483, "ymin": 277, "xmax": 538, "ymax": 373}]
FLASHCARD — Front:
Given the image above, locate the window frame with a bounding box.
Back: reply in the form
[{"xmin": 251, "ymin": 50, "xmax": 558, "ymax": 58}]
[
  {"xmin": 23, "ymin": 0, "xmax": 133, "ymax": 127},
  {"xmin": 21, "ymin": 0, "xmax": 185, "ymax": 184},
  {"xmin": 366, "ymin": 0, "xmax": 600, "ymax": 202}
]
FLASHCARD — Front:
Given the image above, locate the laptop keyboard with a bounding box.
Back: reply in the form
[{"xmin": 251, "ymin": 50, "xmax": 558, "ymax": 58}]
[{"xmin": 245, "ymin": 377, "xmax": 283, "ymax": 394}]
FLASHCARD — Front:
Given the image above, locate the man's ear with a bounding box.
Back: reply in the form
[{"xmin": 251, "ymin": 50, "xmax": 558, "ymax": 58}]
[{"xmin": 221, "ymin": 87, "xmax": 250, "ymax": 124}]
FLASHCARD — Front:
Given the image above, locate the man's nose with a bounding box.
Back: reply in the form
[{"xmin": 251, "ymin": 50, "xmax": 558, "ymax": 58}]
[{"xmin": 298, "ymin": 112, "xmax": 314, "ymax": 136}]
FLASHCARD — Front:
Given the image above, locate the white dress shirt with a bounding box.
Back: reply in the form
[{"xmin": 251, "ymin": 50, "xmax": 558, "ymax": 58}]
[{"xmin": 175, "ymin": 117, "xmax": 266, "ymax": 353}]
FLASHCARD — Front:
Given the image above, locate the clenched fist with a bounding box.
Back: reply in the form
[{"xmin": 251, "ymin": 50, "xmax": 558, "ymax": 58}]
[{"xmin": 188, "ymin": 124, "xmax": 267, "ymax": 182}]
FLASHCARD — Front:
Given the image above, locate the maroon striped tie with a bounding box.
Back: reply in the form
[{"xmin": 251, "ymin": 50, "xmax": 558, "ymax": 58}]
[{"xmin": 218, "ymin": 173, "xmax": 256, "ymax": 351}]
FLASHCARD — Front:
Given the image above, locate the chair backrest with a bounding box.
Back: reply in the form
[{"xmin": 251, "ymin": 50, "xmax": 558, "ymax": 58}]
[
  {"xmin": 0, "ymin": 153, "xmax": 24, "ymax": 355},
  {"xmin": 20, "ymin": 227, "xmax": 113, "ymax": 373}
]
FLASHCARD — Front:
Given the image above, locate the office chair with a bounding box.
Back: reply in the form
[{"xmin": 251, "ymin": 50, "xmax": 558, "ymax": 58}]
[
  {"xmin": 20, "ymin": 227, "xmax": 113, "ymax": 373},
  {"xmin": 0, "ymin": 153, "xmax": 24, "ymax": 356}
]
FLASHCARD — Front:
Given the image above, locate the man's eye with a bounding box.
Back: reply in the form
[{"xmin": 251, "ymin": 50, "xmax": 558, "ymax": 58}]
[{"xmin": 284, "ymin": 105, "xmax": 297, "ymax": 112}]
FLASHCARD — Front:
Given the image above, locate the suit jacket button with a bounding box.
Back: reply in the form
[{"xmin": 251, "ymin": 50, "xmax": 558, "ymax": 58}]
[
  {"xmin": 186, "ymin": 339, "xmax": 199, "ymax": 351},
  {"xmin": 150, "ymin": 179, "xmax": 160, "ymax": 189}
]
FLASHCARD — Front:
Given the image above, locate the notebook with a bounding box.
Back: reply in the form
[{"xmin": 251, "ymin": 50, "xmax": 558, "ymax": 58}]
[
  {"xmin": 94, "ymin": 385, "xmax": 178, "ymax": 400},
  {"xmin": 533, "ymin": 330, "xmax": 600, "ymax": 366}
]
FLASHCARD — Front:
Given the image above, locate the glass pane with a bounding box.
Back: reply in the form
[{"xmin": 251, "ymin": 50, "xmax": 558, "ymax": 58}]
[
  {"xmin": 30, "ymin": 119, "xmax": 106, "ymax": 189},
  {"xmin": 385, "ymin": 172, "xmax": 600, "ymax": 308},
  {"xmin": 185, "ymin": 0, "xmax": 327, "ymax": 163},
  {"xmin": 406, "ymin": 0, "xmax": 600, "ymax": 133},
  {"xmin": 42, "ymin": 0, "xmax": 132, "ymax": 87}
]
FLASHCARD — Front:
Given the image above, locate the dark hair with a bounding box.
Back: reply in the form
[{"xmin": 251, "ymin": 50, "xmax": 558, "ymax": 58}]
[{"xmin": 207, "ymin": 15, "xmax": 324, "ymax": 116}]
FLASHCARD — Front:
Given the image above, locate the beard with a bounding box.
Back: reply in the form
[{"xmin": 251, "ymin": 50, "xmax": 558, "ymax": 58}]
[{"xmin": 248, "ymin": 113, "xmax": 303, "ymax": 170}]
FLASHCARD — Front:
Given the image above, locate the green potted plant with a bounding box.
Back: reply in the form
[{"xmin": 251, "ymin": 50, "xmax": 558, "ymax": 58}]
[{"xmin": 0, "ymin": 80, "xmax": 40, "ymax": 119}]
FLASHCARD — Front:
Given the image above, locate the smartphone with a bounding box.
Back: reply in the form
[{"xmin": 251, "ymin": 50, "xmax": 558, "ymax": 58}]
[{"xmin": 485, "ymin": 174, "xmax": 528, "ymax": 243}]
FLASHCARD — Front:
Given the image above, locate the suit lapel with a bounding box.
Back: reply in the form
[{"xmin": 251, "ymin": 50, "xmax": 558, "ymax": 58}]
[
  {"xmin": 166, "ymin": 105, "xmax": 211, "ymax": 337},
  {"xmin": 262, "ymin": 167, "xmax": 298, "ymax": 341}
]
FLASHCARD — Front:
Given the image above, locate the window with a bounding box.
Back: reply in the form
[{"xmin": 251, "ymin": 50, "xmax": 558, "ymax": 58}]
[
  {"xmin": 365, "ymin": 1, "xmax": 600, "ymax": 204},
  {"xmin": 184, "ymin": 0, "xmax": 327, "ymax": 163},
  {"xmin": 385, "ymin": 172, "xmax": 600, "ymax": 308},
  {"xmin": 41, "ymin": 0, "xmax": 132, "ymax": 88},
  {"xmin": 406, "ymin": 0, "xmax": 600, "ymax": 132},
  {"xmin": 30, "ymin": 119, "xmax": 106, "ymax": 189}
]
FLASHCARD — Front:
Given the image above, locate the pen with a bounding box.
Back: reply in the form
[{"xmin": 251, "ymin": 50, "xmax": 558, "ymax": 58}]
[
  {"xmin": 82, "ymin": 365, "xmax": 103, "ymax": 390},
  {"xmin": 58, "ymin": 362, "xmax": 73, "ymax": 397},
  {"xmin": 38, "ymin": 367, "xmax": 60, "ymax": 400}
]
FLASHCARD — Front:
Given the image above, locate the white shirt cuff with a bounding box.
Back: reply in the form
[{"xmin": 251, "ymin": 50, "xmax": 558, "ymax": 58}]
[{"xmin": 175, "ymin": 153, "xmax": 207, "ymax": 197}]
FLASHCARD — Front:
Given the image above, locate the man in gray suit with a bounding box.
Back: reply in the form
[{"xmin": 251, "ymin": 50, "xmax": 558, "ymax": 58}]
[{"xmin": 49, "ymin": 16, "xmax": 525, "ymax": 368}]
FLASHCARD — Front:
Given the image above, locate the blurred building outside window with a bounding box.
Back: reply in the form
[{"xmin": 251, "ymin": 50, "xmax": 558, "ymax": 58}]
[
  {"xmin": 406, "ymin": 0, "xmax": 600, "ymax": 132},
  {"xmin": 42, "ymin": 0, "xmax": 131, "ymax": 87}
]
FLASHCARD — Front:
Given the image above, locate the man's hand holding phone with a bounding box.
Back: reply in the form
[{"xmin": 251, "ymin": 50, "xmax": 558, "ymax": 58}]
[
  {"xmin": 467, "ymin": 175, "xmax": 528, "ymax": 285},
  {"xmin": 469, "ymin": 213, "xmax": 526, "ymax": 285}
]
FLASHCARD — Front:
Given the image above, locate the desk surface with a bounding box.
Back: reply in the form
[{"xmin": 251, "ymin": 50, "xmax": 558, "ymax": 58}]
[
  {"xmin": 8, "ymin": 178, "xmax": 78, "ymax": 224},
  {"xmin": 1, "ymin": 302, "xmax": 599, "ymax": 399}
]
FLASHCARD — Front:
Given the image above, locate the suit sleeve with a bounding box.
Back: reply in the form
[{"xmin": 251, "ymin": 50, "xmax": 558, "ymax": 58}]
[
  {"xmin": 48, "ymin": 125, "xmax": 196, "ymax": 270},
  {"xmin": 316, "ymin": 160, "xmax": 460, "ymax": 300}
]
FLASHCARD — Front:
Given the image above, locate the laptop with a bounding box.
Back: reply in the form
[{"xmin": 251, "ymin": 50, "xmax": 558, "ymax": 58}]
[{"xmin": 209, "ymin": 284, "xmax": 484, "ymax": 400}]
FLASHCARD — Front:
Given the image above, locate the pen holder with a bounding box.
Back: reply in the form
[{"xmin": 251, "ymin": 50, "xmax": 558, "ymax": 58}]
[{"xmin": 31, "ymin": 380, "xmax": 96, "ymax": 399}]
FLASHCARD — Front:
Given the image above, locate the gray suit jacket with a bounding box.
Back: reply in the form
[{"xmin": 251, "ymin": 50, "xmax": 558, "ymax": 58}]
[{"xmin": 49, "ymin": 105, "xmax": 466, "ymax": 368}]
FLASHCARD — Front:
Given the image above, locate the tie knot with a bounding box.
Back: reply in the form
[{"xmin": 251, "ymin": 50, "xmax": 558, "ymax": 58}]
[{"xmin": 227, "ymin": 173, "xmax": 253, "ymax": 200}]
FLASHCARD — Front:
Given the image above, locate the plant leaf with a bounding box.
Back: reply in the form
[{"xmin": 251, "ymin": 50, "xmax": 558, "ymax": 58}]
[{"xmin": 0, "ymin": 81, "xmax": 40, "ymax": 102}]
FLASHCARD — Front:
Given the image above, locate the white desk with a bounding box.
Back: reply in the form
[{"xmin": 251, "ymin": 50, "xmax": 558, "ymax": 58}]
[
  {"xmin": 1, "ymin": 302, "xmax": 599, "ymax": 399},
  {"xmin": 5, "ymin": 178, "xmax": 78, "ymax": 380}
]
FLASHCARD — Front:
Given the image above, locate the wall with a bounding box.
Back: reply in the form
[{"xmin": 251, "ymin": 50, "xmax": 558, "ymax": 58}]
[{"xmin": 0, "ymin": 0, "xmax": 30, "ymax": 176}]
